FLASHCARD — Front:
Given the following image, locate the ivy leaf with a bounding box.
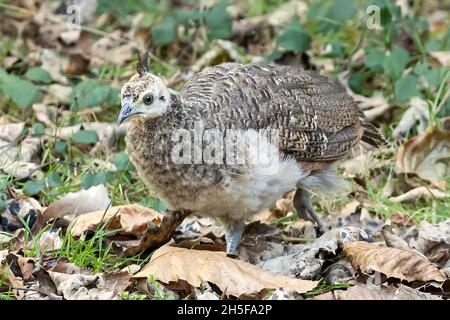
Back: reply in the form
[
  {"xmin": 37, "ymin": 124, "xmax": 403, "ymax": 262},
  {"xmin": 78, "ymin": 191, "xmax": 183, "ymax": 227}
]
[
  {"xmin": 71, "ymin": 130, "xmax": 99, "ymax": 144},
  {"xmin": 23, "ymin": 180, "xmax": 44, "ymax": 196},
  {"xmin": 112, "ymin": 151, "xmax": 134, "ymax": 171},
  {"xmin": 82, "ymin": 172, "xmax": 107, "ymax": 189},
  {"xmin": 424, "ymin": 69, "xmax": 447, "ymax": 87},
  {"xmin": 204, "ymin": 0, "xmax": 232, "ymax": 40},
  {"xmin": 348, "ymin": 72, "xmax": 365, "ymax": 94},
  {"xmin": 47, "ymin": 172, "xmax": 63, "ymax": 187},
  {"xmin": 55, "ymin": 140, "xmax": 67, "ymax": 154},
  {"xmin": 174, "ymin": 8, "xmax": 201, "ymax": 25},
  {"xmin": 395, "ymin": 75, "xmax": 418, "ymax": 103},
  {"xmin": 278, "ymin": 20, "xmax": 311, "ymax": 53},
  {"xmin": 326, "ymin": 0, "xmax": 356, "ymax": 23},
  {"xmin": 32, "ymin": 123, "xmax": 45, "ymax": 136},
  {"xmin": 152, "ymin": 16, "xmax": 177, "ymax": 45},
  {"xmin": 72, "ymin": 81, "xmax": 113, "ymax": 110},
  {"xmin": 414, "ymin": 63, "xmax": 447, "ymax": 87},
  {"xmin": 364, "ymin": 50, "xmax": 384, "ymax": 71},
  {"xmin": 0, "ymin": 69, "xmax": 41, "ymax": 108},
  {"xmin": 140, "ymin": 197, "xmax": 167, "ymax": 212},
  {"xmin": 25, "ymin": 67, "xmax": 53, "ymax": 84},
  {"xmin": 383, "ymin": 47, "xmax": 410, "ymax": 80}
]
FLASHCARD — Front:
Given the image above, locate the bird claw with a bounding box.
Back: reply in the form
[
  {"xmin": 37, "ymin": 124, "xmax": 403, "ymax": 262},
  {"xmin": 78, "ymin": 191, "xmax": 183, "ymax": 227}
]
[
  {"xmin": 225, "ymin": 221, "xmax": 245, "ymax": 256},
  {"xmin": 293, "ymin": 188, "xmax": 327, "ymax": 234}
]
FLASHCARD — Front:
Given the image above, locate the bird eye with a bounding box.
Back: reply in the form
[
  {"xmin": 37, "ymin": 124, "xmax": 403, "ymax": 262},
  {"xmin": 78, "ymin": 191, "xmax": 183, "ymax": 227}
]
[{"xmin": 142, "ymin": 94, "xmax": 154, "ymax": 105}]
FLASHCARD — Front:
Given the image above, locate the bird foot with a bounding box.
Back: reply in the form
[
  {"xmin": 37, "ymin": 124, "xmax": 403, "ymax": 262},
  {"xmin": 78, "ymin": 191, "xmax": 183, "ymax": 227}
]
[
  {"xmin": 293, "ymin": 188, "xmax": 327, "ymax": 234},
  {"xmin": 225, "ymin": 221, "xmax": 244, "ymax": 256}
]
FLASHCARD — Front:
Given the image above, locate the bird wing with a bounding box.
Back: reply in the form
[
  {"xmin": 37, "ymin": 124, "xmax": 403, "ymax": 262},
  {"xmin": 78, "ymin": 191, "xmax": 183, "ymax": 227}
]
[{"xmin": 180, "ymin": 63, "xmax": 364, "ymax": 162}]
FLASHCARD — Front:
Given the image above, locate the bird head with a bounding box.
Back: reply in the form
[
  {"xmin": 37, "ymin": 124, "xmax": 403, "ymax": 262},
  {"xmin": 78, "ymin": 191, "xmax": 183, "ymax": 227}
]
[{"xmin": 117, "ymin": 50, "xmax": 171, "ymax": 125}]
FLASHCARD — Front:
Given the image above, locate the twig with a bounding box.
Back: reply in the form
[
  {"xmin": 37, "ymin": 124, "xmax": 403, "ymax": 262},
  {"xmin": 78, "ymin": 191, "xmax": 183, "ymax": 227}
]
[
  {"xmin": 279, "ymin": 235, "xmax": 310, "ymax": 243},
  {"xmin": 116, "ymin": 209, "xmax": 192, "ymax": 256}
]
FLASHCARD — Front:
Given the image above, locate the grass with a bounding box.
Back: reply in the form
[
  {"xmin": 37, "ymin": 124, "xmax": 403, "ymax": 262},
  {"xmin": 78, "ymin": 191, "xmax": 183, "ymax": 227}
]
[{"xmin": 303, "ymin": 282, "xmax": 350, "ymax": 299}]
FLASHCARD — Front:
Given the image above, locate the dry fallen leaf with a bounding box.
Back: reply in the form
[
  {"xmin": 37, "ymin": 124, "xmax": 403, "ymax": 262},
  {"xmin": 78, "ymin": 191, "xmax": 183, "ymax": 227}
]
[
  {"xmin": 335, "ymin": 283, "xmax": 441, "ymax": 300},
  {"xmin": 132, "ymin": 245, "xmax": 318, "ymax": 298},
  {"xmin": 396, "ymin": 128, "xmax": 450, "ymax": 189},
  {"xmin": 70, "ymin": 204, "xmax": 163, "ymax": 237},
  {"xmin": 410, "ymin": 219, "xmax": 450, "ymax": 268},
  {"xmin": 43, "ymin": 184, "xmax": 110, "ymax": 220},
  {"xmin": 260, "ymin": 227, "xmax": 369, "ymax": 279},
  {"xmin": 1, "ymin": 197, "xmax": 44, "ymax": 232},
  {"xmin": 429, "ymin": 51, "xmax": 450, "ymax": 68},
  {"xmin": 344, "ymin": 242, "xmax": 447, "ymax": 283},
  {"xmin": 389, "ymin": 186, "xmax": 447, "ymax": 203},
  {"xmin": 32, "ymin": 103, "xmax": 58, "ymax": 128},
  {"xmin": 48, "ymin": 271, "xmax": 130, "ymax": 300},
  {"xmin": 26, "ymin": 230, "xmax": 62, "ymax": 252},
  {"xmin": 392, "ymin": 97, "xmax": 429, "ymax": 139},
  {"xmin": 381, "ymin": 222, "xmax": 410, "ymax": 250}
]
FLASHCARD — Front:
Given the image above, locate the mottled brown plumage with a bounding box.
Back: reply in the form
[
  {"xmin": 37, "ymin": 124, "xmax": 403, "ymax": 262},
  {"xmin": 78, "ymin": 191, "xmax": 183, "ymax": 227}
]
[{"xmin": 118, "ymin": 59, "xmax": 385, "ymax": 255}]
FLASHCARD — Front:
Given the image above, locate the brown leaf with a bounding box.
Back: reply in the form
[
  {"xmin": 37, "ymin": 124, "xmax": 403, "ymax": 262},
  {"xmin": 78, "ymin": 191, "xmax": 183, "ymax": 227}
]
[
  {"xmin": 410, "ymin": 219, "xmax": 450, "ymax": 268},
  {"xmin": 260, "ymin": 227, "xmax": 368, "ymax": 279},
  {"xmin": 32, "ymin": 103, "xmax": 57, "ymax": 128},
  {"xmin": 429, "ymin": 51, "xmax": 450, "ymax": 68},
  {"xmin": 43, "ymin": 184, "xmax": 110, "ymax": 220},
  {"xmin": 392, "ymin": 97, "xmax": 429, "ymax": 139},
  {"xmin": 48, "ymin": 270, "xmax": 130, "ymax": 300},
  {"xmin": 381, "ymin": 223, "xmax": 411, "ymax": 250},
  {"xmin": 389, "ymin": 186, "xmax": 447, "ymax": 203},
  {"xmin": 70, "ymin": 204, "xmax": 163, "ymax": 237},
  {"xmin": 344, "ymin": 242, "xmax": 447, "ymax": 282},
  {"xmin": 396, "ymin": 128, "xmax": 450, "ymax": 189},
  {"xmin": 132, "ymin": 245, "xmax": 318, "ymax": 298},
  {"xmin": 335, "ymin": 283, "xmax": 441, "ymax": 300}
]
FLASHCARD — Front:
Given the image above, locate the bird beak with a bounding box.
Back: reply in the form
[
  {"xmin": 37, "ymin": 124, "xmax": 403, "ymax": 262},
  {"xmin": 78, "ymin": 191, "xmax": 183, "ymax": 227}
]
[{"xmin": 117, "ymin": 103, "xmax": 136, "ymax": 125}]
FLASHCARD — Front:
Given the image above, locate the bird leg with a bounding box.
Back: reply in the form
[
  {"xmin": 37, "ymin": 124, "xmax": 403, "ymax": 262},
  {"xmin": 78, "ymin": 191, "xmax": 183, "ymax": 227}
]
[
  {"xmin": 224, "ymin": 220, "xmax": 245, "ymax": 257},
  {"xmin": 293, "ymin": 188, "xmax": 326, "ymax": 234}
]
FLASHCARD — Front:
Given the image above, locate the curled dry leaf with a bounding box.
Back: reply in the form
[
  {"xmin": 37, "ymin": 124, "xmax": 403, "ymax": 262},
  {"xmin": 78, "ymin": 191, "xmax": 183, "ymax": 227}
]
[
  {"xmin": 48, "ymin": 271, "xmax": 130, "ymax": 300},
  {"xmin": 259, "ymin": 227, "xmax": 369, "ymax": 279},
  {"xmin": 32, "ymin": 103, "xmax": 57, "ymax": 128},
  {"xmin": 70, "ymin": 204, "xmax": 163, "ymax": 237},
  {"xmin": 392, "ymin": 97, "xmax": 429, "ymax": 139},
  {"xmin": 342, "ymin": 153, "xmax": 371, "ymax": 177},
  {"xmin": 335, "ymin": 283, "xmax": 441, "ymax": 300},
  {"xmin": 344, "ymin": 242, "xmax": 447, "ymax": 283},
  {"xmin": 40, "ymin": 49, "xmax": 68, "ymax": 85},
  {"xmin": 1, "ymin": 197, "xmax": 44, "ymax": 232},
  {"xmin": 429, "ymin": 51, "xmax": 450, "ymax": 68},
  {"xmin": 0, "ymin": 123, "xmax": 43, "ymax": 179},
  {"xmin": 46, "ymin": 84, "xmax": 73, "ymax": 104},
  {"xmin": 381, "ymin": 223, "xmax": 410, "ymax": 250},
  {"xmin": 26, "ymin": 230, "xmax": 62, "ymax": 252},
  {"xmin": 389, "ymin": 186, "xmax": 447, "ymax": 203},
  {"xmin": 43, "ymin": 184, "xmax": 110, "ymax": 220},
  {"xmin": 396, "ymin": 128, "xmax": 450, "ymax": 189},
  {"xmin": 132, "ymin": 245, "xmax": 318, "ymax": 298},
  {"xmin": 175, "ymin": 216, "xmax": 224, "ymax": 241},
  {"xmin": 410, "ymin": 219, "xmax": 450, "ymax": 268}
]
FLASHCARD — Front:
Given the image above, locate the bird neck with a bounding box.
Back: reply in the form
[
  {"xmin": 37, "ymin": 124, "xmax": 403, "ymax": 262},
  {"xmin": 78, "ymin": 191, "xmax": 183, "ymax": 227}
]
[{"xmin": 169, "ymin": 89, "xmax": 183, "ymax": 109}]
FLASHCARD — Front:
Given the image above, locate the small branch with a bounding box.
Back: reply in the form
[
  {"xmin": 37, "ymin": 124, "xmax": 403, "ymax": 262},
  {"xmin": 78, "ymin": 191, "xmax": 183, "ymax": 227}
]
[{"xmin": 116, "ymin": 209, "xmax": 192, "ymax": 256}]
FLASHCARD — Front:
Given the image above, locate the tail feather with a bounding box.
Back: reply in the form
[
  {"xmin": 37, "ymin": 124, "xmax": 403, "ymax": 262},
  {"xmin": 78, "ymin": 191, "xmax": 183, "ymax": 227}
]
[{"xmin": 358, "ymin": 111, "xmax": 388, "ymax": 147}]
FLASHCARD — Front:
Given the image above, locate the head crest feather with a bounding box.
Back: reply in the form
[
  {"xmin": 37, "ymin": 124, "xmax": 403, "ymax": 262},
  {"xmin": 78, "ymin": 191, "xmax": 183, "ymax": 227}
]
[{"xmin": 135, "ymin": 49, "xmax": 150, "ymax": 76}]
